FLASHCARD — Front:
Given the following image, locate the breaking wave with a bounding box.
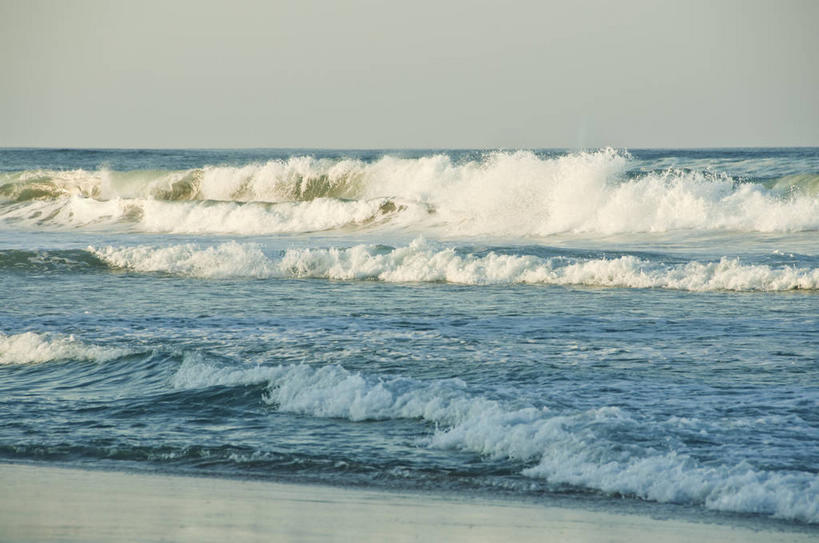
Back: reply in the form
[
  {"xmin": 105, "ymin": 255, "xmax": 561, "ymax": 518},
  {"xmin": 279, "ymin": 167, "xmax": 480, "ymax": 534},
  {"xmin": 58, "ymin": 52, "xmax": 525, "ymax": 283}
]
[
  {"xmin": 0, "ymin": 196, "xmax": 421, "ymax": 234},
  {"xmin": 2, "ymin": 150, "xmax": 819, "ymax": 235},
  {"xmin": 0, "ymin": 332, "xmax": 130, "ymax": 365},
  {"xmin": 89, "ymin": 240, "xmax": 819, "ymax": 291},
  {"xmin": 171, "ymin": 358, "xmax": 819, "ymax": 523}
]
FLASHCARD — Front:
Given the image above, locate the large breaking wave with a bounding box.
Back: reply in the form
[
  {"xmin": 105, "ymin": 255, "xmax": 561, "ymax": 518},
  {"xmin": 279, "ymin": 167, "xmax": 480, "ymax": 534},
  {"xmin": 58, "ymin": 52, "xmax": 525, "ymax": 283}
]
[{"xmin": 2, "ymin": 149, "xmax": 818, "ymax": 235}]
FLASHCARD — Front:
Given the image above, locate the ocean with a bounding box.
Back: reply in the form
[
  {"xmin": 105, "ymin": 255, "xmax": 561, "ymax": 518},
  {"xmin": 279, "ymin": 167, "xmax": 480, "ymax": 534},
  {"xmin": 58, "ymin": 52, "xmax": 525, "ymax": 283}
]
[{"xmin": 0, "ymin": 148, "xmax": 817, "ymax": 529}]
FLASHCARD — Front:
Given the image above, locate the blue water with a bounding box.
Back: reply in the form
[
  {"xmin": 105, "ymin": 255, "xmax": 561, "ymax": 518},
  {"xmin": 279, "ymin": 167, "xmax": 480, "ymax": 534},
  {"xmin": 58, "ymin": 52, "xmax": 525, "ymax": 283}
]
[{"xmin": 0, "ymin": 148, "xmax": 817, "ymax": 529}]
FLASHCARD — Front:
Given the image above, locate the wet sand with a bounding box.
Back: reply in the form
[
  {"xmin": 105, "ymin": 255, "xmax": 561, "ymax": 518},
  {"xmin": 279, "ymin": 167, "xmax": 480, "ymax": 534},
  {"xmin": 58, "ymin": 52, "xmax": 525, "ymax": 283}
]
[{"xmin": 0, "ymin": 463, "xmax": 813, "ymax": 542}]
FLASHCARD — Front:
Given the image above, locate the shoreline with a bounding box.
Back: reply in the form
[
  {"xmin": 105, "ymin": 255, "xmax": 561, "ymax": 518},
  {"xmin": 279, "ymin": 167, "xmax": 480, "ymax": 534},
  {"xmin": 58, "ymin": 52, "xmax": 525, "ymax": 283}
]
[{"xmin": 1, "ymin": 462, "xmax": 815, "ymax": 542}]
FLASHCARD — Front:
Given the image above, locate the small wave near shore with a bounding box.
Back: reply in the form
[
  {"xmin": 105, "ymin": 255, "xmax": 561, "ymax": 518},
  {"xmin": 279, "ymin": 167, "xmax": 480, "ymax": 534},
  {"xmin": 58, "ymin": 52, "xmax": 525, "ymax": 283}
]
[{"xmin": 170, "ymin": 358, "xmax": 819, "ymax": 524}]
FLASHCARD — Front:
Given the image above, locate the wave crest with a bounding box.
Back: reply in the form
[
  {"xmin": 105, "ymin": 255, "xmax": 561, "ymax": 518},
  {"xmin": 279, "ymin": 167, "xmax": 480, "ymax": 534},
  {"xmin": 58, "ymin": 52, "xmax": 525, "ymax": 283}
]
[
  {"xmin": 171, "ymin": 359, "xmax": 819, "ymax": 523},
  {"xmin": 0, "ymin": 332, "xmax": 129, "ymax": 365},
  {"xmin": 89, "ymin": 240, "xmax": 819, "ymax": 291},
  {"xmin": 3, "ymin": 150, "xmax": 818, "ymax": 235}
]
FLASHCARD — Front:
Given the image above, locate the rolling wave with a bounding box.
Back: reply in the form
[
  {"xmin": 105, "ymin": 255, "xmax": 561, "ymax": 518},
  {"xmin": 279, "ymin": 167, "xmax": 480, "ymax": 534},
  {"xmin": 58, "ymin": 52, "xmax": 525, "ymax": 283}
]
[
  {"xmin": 89, "ymin": 240, "xmax": 819, "ymax": 291},
  {"xmin": 0, "ymin": 332, "xmax": 130, "ymax": 365},
  {"xmin": 2, "ymin": 150, "xmax": 818, "ymax": 235},
  {"xmin": 171, "ymin": 358, "xmax": 819, "ymax": 523}
]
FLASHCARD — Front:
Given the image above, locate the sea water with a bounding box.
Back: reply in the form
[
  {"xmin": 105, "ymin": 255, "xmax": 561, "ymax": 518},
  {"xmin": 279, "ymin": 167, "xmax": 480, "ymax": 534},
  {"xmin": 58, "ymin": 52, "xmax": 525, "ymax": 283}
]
[{"xmin": 0, "ymin": 148, "xmax": 817, "ymax": 528}]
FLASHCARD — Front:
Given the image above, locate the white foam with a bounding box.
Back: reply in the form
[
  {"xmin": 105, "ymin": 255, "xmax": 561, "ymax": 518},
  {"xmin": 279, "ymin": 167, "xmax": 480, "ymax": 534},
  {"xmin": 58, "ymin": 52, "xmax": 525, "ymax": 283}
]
[
  {"xmin": 523, "ymin": 450, "xmax": 819, "ymax": 522},
  {"xmin": 89, "ymin": 239, "xmax": 819, "ymax": 291},
  {"xmin": 3, "ymin": 150, "xmax": 819, "ymax": 235},
  {"xmin": 0, "ymin": 332, "xmax": 129, "ymax": 365},
  {"xmin": 170, "ymin": 360, "xmax": 819, "ymax": 522},
  {"xmin": 90, "ymin": 242, "xmax": 276, "ymax": 279},
  {"xmin": 136, "ymin": 197, "xmax": 423, "ymax": 235},
  {"xmin": 0, "ymin": 194, "xmax": 421, "ymax": 235},
  {"xmin": 170, "ymin": 352, "xmax": 287, "ymax": 388}
]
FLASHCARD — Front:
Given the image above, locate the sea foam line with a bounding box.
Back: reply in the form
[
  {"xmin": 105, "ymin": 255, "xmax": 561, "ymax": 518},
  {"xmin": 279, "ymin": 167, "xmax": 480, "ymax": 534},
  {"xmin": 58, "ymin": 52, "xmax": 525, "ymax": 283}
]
[
  {"xmin": 171, "ymin": 358, "xmax": 819, "ymax": 523},
  {"xmin": 89, "ymin": 240, "xmax": 819, "ymax": 291}
]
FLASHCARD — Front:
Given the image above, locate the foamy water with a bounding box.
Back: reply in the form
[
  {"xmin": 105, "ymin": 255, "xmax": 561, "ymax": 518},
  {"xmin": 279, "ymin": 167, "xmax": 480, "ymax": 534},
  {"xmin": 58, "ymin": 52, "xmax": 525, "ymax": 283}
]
[
  {"xmin": 0, "ymin": 332, "xmax": 129, "ymax": 365},
  {"xmin": 171, "ymin": 358, "xmax": 819, "ymax": 523},
  {"xmin": 2, "ymin": 149, "xmax": 818, "ymax": 236},
  {"xmin": 89, "ymin": 239, "xmax": 819, "ymax": 291},
  {"xmin": 2, "ymin": 147, "xmax": 817, "ymax": 530}
]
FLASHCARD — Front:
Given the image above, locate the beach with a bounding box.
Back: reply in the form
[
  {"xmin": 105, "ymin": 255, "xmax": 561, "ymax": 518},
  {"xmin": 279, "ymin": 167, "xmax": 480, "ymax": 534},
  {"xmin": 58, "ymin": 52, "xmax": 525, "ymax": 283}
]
[
  {"xmin": 3, "ymin": 0, "xmax": 818, "ymax": 539},
  {"xmin": 2, "ymin": 462, "xmax": 814, "ymax": 542},
  {"xmin": 1, "ymin": 148, "xmax": 817, "ymax": 537}
]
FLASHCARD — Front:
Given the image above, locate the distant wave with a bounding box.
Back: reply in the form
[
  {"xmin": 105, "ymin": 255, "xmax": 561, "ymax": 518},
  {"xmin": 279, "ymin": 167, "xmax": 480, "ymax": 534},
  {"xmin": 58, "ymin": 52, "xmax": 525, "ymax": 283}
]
[
  {"xmin": 0, "ymin": 332, "xmax": 130, "ymax": 365},
  {"xmin": 171, "ymin": 358, "xmax": 819, "ymax": 523},
  {"xmin": 2, "ymin": 150, "xmax": 818, "ymax": 235},
  {"xmin": 89, "ymin": 240, "xmax": 819, "ymax": 291}
]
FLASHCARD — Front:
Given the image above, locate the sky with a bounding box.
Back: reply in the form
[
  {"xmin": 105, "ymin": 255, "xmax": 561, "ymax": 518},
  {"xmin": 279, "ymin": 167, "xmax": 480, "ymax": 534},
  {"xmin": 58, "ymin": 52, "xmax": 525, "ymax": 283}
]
[{"xmin": 1, "ymin": 0, "xmax": 817, "ymax": 149}]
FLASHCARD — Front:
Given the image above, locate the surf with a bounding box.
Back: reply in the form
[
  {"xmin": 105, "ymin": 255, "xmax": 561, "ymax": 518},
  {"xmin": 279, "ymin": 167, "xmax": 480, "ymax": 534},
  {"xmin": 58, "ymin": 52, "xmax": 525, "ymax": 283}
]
[
  {"xmin": 2, "ymin": 149, "xmax": 818, "ymax": 236},
  {"xmin": 171, "ymin": 357, "xmax": 819, "ymax": 523},
  {"xmin": 88, "ymin": 239, "xmax": 819, "ymax": 291}
]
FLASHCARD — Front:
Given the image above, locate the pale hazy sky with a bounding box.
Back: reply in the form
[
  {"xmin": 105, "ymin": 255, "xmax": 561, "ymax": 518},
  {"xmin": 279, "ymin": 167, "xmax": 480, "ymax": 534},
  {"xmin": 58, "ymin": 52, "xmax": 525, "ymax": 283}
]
[{"xmin": 1, "ymin": 0, "xmax": 817, "ymax": 148}]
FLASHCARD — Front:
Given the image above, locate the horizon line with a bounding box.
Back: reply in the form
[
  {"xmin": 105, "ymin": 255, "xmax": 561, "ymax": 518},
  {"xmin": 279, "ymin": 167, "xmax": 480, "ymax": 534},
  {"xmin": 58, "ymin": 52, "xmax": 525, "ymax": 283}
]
[{"xmin": 2, "ymin": 145, "xmax": 818, "ymax": 152}]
